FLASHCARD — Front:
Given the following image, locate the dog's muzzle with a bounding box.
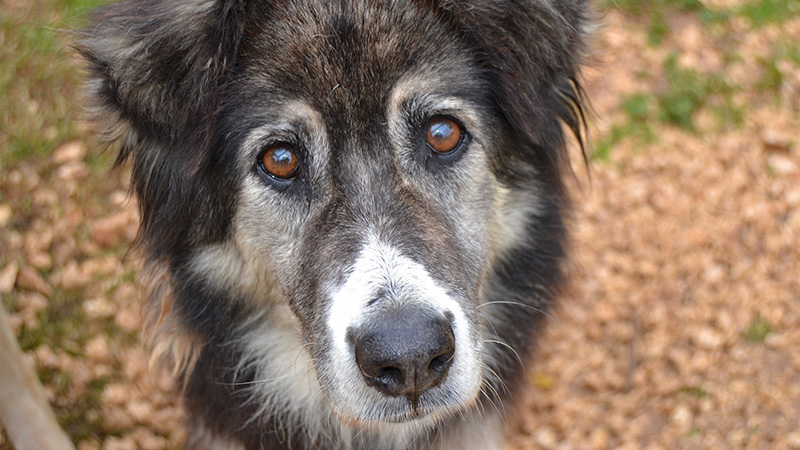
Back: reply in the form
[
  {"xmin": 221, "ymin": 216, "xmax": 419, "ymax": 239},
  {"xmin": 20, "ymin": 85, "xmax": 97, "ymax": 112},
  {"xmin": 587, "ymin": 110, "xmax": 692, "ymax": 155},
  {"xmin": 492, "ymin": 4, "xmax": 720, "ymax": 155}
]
[
  {"xmin": 347, "ymin": 307, "xmax": 455, "ymax": 407},
  {"xmin": 326, "ymin": 237, "xmax": 481, "ymax": 424}
]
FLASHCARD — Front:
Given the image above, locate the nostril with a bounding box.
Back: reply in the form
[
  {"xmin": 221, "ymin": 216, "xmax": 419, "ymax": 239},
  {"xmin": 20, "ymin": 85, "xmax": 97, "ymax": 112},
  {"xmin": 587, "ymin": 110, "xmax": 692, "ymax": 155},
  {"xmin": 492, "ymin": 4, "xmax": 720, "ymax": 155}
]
[
  {"xmin": 427, "ymin": 351, "xmax": 453, "ymax": 374},
  {"xmin": 376, "ymin": 366, "xmax": 403, "ymax": 384}
]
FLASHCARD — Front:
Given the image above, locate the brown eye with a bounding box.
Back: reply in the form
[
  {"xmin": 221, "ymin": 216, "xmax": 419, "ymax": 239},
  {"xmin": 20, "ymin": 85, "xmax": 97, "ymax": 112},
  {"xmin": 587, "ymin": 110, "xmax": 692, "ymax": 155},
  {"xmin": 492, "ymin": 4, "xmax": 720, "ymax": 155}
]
[
  {"xmin": 260, "ymin": 144, "xmax": 299, "ymax": 179},
  {"xmin": 426, "ymin": 117, "xmax": 463, "ymax": 154}
]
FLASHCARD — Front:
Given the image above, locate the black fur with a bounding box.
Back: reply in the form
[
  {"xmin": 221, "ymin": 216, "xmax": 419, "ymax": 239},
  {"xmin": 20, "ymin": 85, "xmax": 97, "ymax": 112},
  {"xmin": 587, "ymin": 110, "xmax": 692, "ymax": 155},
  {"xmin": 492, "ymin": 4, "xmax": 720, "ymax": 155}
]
[{"xmin": 80, "ymin": 1, "xmax": 589, "ymax": 448}]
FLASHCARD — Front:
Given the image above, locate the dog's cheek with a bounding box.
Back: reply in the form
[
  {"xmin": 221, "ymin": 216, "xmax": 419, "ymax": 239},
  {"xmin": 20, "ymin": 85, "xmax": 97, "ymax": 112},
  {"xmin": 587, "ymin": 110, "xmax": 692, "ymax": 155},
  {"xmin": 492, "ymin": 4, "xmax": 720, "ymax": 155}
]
[
  {"xmin": 430, "ymin": 144, "xmax": 501, "ymax": 285},
  {"xmin": 191, "ymin": 177, "xmax": 311, "ymax": 305}
]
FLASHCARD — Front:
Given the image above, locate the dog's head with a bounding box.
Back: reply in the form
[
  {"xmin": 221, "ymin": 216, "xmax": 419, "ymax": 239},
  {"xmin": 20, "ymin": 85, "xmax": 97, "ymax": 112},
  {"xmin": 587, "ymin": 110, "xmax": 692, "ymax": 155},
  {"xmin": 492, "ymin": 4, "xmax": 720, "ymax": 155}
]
[{"xmin": 81, "ymin": 0, "xmax": 587, "ymax": 432}]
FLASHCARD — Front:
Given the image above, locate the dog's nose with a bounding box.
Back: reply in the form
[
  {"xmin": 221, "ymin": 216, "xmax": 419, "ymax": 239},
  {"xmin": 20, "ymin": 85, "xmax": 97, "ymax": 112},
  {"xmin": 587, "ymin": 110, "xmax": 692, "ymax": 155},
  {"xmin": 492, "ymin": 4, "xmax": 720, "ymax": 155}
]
[{"xmin": 349, "ymin": 309, "xmax": 455, "ymax": 404}]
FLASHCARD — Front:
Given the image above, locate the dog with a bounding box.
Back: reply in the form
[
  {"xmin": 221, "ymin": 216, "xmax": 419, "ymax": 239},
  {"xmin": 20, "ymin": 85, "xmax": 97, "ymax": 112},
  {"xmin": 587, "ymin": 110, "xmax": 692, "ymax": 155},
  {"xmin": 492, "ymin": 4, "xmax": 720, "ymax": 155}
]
[{"xmin": 79, "ymin": 1, "xmax": 589, "ymax": 448}]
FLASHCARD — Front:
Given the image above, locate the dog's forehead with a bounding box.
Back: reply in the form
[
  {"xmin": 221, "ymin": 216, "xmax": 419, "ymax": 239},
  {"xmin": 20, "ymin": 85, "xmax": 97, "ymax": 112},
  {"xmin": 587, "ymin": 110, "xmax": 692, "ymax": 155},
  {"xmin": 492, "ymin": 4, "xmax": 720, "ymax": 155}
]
[{"xmin": 239, "ymin": 0, "xmax": 464, "ymax": 123}]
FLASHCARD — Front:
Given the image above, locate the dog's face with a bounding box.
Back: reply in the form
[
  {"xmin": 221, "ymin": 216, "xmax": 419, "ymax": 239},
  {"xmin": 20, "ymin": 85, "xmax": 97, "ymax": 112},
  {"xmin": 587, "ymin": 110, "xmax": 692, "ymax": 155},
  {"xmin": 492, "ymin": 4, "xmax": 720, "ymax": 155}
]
[
  {"xmin": 215, "ymin": 3, "xmax": 521, "ymax": 427},
  {"xmin": 82, "ymin": 0, "xmax": 587, "ymax": 439}
]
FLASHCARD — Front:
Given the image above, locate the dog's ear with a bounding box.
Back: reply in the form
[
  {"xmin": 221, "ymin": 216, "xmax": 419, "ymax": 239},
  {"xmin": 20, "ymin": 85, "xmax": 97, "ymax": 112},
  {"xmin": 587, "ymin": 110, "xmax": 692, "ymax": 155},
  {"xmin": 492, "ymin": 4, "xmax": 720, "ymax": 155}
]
[
  {"xmin": 79, "ymin": 0, "xmax": 246, "ymax": 165},
  {"xmin": 79, "ymin": 0, "xmax": 248, "ymax": 258},
  {"xmin": 446, "ymin": 0, "xmax": 590, "ymax": 179}
]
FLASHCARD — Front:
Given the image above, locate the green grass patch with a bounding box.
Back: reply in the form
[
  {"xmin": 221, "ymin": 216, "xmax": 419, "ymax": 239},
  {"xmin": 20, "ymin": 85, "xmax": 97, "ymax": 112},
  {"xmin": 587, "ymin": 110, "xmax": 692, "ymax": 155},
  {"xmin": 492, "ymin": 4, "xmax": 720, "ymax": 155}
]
[
  {"xmin": 603, "ymin": 0, "xmax": 716, "ymax": 44},
  {"xmin": 698, "ymin": 8, "xmax": 734, "ymax": 25},
  {"xmin": 682, "ymin": 385, "xmax": 710, "ymax": 398},
  {"xmin": 738, "ymin": 0, "xmax": 800, "ymax": 27},
  {"xmin": 57, "ymin": 376, "xmax": 109, "ymax": 443},
  {"xmin": 39, "ymin": 367, "xmax": 74, "ymax": 396},
  {"xmin": 601, "ymin": 0, "xmax": 799, "ymax": 38},
  {"xmin": 18, "ymin": 287, "xmax": 91, "ymax": 355},
  {"xmin": 658, "ymin": 53, "xmax": 743, "ymax": 131},
  {"xmin": 0, "ymin": 0, "xmax": 110, "ymax": 171},
  {"xmin": 647, "ymin": 10, "xmax": 670, "ymax": 46},
  {"xmin": 603, "ymin": 0, "xmax": 705, "ymax": 15},
  {"xmin": 686, "ymin": 427, "xmax": 703, "ymax": 438},
  {"xmin": 590, "ymin": 93, "xmax": 658, "ymax": 163},
  {"xmin": 1, "ymin": 291, "xmax": 19, "ymax": 313},
  {"xmin": 591, "ymin": 53, "xmax": 744, "ymax": 162},
  {"xmin": 658, "ymin": 54, "xmax": 710, "ymax": 130},
  {"xmin": 757, "ymin": 40, "xmax": 800, "ymax": 102},
  {"xmin": 591, "ymin": 122, "xmax": 655, "ymax": 163},
  {"xmin": 622, "ymin": 93, "xmax": 654, "ymax": 122},
  {"xmin": 785, "ymin": 42, "xmax": 800, "ymax": 65},
  {"xmin": 757, "ymin": 55, "xmax": 784, "ymax": 93},
  {"xmin": 38, "ymin": 365, "xmax": 110, "ymax": 443},
  {"xmin": 744, "ymin": 315, "xmax": 773, "ymax": 342}
]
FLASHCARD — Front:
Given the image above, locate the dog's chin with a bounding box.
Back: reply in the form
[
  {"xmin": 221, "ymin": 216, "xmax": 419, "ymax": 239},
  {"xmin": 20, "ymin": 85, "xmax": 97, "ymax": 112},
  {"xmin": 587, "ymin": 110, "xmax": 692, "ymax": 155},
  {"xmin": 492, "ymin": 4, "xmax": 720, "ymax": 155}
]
[
  {"xmin": 334, "ymin": 409, "xmax": 438, "ymax": 430},
  {"xmin": 327, "ymin": 385, "xmax": 481, "ymax": 432}
]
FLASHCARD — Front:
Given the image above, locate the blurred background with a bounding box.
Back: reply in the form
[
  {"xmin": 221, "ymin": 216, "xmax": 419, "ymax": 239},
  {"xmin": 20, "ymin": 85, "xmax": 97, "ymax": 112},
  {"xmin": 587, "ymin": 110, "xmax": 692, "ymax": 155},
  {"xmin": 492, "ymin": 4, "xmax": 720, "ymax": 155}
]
[{"xmin": 1, "ymin": 0, "xmax": 798, "ymax": 449}]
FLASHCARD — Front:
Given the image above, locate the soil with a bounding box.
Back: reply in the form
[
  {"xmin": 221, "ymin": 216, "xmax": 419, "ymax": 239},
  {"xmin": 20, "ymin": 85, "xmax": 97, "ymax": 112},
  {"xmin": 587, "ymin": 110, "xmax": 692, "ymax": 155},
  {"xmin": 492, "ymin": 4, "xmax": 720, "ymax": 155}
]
[{"xmin": 1, "ymin": 4, "xmax": 798, "ymax": 450}]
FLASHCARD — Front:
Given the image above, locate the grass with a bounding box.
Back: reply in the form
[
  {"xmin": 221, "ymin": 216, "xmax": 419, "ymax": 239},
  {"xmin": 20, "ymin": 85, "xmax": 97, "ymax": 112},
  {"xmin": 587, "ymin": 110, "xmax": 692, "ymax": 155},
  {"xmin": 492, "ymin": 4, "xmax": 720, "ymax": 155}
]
[
  {"xmin": 686, "ymin": 427, "xmax": 703, "ymax": 438},
  {"xmin": 743, "ymin": 315, "xmax": 773, "ymax": 343},
  {"xmin": 2, "ymin": 5, "xmax": 115, "ymax": 445},
  {"xmin": 0, "ymin": 0, "xmax": 108, "ymax": 171},
  {"xmin": 738, "ymin": 0, "xmax": 800, "ymax": 27},
  {"xmin": 59, "ymin": 376, "xmax": 109, "ymax": 444},
  {"xmin": 591, "ymin": 53, "xmax": 743, "ymax": 162},
  {"xmin": 603, "ymin": 0, "xmax": 709, "ymax": 45},
  {"xmin": 757, "ymin": 40, "xmax": 800, "ymax": 101},
  {"xmin": 682, "ymin": 386, "xmax": 710, "ymax": 398},
  {"xmin": 658, "ymin": 55, "xmax": 707, "ymax": 130},
  {"xmin": 592, "ymin": 0, "xmax": 757, "ymax": 162},
  {"xmin": 590, "ymin": 121, "xmax": 656, "ymax": 163},
  {"xmin": 603, "ymin": 0, "xmax": 705, "ymax": 16},
  {"xmin": 18, "ymin": 287, "xmax": 90, "ymax": 355},
  {"xmin": 659, "ymin": 53, "xmax": 743, "ymax": 131},
  {"xmin": 604, "ymin": 0, "xmax": 800, "ymax": 44},
  {"xmin": 590, "ymin": 93, "xmax": 656, "ymax": 162},
  {"xmin": 758, "ymin": 55, "xmax": 785, "ymax": 94},
  {"xmin": 605, "ymin": 0, "xmax": 800, "ymax": 22}
]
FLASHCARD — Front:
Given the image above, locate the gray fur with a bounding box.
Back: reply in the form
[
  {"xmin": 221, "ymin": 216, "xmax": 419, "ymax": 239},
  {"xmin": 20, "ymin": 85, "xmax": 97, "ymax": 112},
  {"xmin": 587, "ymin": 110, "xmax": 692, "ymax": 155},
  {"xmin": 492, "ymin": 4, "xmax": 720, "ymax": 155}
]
[{"xmin": 80, "ymin": 1, "xmax": 590, "ymax": 448}]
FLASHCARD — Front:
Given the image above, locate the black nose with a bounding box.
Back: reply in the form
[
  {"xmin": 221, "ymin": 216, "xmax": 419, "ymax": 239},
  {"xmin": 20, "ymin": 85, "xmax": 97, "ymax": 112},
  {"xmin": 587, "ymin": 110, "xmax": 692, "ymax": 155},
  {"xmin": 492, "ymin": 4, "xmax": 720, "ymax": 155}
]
[{"xmin": 349, "ymin": 309, "xmax": 455, "ymax": 405}]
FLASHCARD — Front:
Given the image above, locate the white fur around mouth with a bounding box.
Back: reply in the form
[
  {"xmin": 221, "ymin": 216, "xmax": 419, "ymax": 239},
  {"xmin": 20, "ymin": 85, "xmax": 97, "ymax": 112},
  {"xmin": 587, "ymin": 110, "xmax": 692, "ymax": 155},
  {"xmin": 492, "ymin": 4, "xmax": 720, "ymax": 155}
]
[{"xmin": 324, "ymin": 234, "xmax": 482, "ymax": 426}]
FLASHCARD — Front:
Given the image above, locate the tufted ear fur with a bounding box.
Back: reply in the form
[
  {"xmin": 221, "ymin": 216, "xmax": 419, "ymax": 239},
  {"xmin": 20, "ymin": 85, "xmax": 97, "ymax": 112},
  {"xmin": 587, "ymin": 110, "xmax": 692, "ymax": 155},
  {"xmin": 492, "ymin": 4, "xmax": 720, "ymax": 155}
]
[
  {"xmin": 79, "ymin": 0, "xmax": 248, "ymax": 259},
  {"xmin": 440, "ymin": 0, "xmax": 590, "ymax": 186},
  {"xmin": 80, "ymin": 0, "xmax": 246, "ymax": 152}
]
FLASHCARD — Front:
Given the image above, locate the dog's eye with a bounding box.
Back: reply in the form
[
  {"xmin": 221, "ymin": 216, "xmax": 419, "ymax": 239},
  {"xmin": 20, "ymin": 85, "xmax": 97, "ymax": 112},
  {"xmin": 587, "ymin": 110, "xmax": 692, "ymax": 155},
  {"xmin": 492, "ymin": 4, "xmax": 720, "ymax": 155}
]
[
  {"xmin": 260, "ymin": 144, "xmax": 299, "ymax": 179},
  {"xmin": 426, "ymin": 117, "xmax": 463, "ymax": 154}
]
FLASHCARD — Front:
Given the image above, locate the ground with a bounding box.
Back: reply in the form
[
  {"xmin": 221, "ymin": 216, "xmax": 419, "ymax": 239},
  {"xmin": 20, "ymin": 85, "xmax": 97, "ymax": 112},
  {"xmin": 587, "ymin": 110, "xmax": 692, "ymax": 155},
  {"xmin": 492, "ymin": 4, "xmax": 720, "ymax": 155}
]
[{"xmin": 1, "ymin": 1, "xmax": 799, "ymax": 449}]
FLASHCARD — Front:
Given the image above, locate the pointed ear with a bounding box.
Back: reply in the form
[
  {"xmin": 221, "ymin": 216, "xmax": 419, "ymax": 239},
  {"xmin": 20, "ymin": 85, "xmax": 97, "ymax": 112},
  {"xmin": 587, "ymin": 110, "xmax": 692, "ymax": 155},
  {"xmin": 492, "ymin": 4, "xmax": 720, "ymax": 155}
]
[
  {"xmin": 447, "ymin": 0, "xmax": 590, "ymax": 175},
  {"xmin": 78, "ymin": 0, "xmax": 247, "ymax": 167}
]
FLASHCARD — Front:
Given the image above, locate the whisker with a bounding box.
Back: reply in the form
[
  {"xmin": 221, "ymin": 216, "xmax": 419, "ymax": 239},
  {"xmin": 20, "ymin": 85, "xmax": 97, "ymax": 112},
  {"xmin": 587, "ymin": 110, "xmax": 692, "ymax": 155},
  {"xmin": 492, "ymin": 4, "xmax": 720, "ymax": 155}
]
[
  {"xmin": 214, "ymin": 374, "xmax": 294, "ymax": 387},
  {"xmin": 475, "ymin": 387, "xmax": 489, "ymax": 420},
  {"xmin": 483, "ymin": 380, "xmax": 502, "ymax": 405},
  {"xmin": 479, "ymin": 385, "xmax": 504, "ymax": 421},
  {"xmin": 476, "ymin": 300, "xmax": 553, "ymax": 319},
  {"xmin": 482, "ymin": 339, "xmax": 526, "ymax": 376},
  {"xmin": 481, "ymin": 363, "xmax": 511, "ymax": 397}
]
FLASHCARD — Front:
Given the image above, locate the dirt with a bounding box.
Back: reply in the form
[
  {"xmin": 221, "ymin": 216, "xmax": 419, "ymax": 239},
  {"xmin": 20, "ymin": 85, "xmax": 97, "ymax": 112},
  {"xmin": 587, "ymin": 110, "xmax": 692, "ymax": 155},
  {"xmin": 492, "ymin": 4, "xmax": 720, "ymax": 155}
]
[
  {"xmin": 1, "ymin": 3, "xmax": 799, "ymax": 450},
  {"xmin": 504, "ymin": 7, "xmax": 800, "ymax": 450}
]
